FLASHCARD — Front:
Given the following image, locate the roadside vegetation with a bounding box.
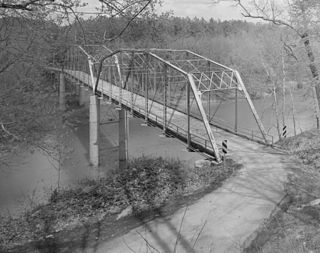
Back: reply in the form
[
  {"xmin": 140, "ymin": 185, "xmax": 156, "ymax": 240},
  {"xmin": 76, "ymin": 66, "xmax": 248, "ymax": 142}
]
[
  {"xmin": 0, "ymin": 156, "xmax": 241, "ymax": 251},
  {"xmin": 2, "ymin": 0, "xmax": 320, "ymax": 252},
  {"xmin": 243, "ymin": 129, "xmax": 320, "ymax": 253}
]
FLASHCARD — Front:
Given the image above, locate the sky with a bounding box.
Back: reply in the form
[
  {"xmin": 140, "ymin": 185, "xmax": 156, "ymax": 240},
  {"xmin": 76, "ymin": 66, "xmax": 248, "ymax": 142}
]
[
  {"xmin": 158, "ymin": 0, "xmax": 246, "ymax": 21},
  {"xmin": 81, "ymin": 0, "xmax": 248, "ymax": 21}
]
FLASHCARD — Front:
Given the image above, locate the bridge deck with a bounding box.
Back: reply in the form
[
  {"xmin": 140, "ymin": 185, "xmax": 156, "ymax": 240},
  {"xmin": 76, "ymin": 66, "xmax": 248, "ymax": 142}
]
[{"xmin": 64, "ymin": 69, "xmax": 257, "ymax": 157}]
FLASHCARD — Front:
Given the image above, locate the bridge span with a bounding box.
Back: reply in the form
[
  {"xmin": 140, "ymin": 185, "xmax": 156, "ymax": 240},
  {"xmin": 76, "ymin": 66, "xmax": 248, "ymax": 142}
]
[{"xmin": 50, "ymin": 45, "xmax": 272, "ymax": 164}]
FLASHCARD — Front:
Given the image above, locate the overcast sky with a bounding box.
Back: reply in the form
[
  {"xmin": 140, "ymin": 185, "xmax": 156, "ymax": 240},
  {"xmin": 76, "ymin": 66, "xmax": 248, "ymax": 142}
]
[
  {"xmin": 158, "ymin": 0, "xmax": 246, "ymax": 20},
  {"xmin": 82, "ymin": 0, "xmax": 248, "ymax": 21}
]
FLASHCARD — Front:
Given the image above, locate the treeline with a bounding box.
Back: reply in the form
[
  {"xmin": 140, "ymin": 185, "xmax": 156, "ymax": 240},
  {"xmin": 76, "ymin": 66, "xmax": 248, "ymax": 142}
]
[
  {"xmin": 77, "ymin": 16, "xmax": 309, "ymax": 91},
  {"xmin": 0, "ymin": 15, "xmax": 312, "ymax": 92},
  {"xmin": 81, "ymin": 16, "xmax": 266, "ymax": 47}
]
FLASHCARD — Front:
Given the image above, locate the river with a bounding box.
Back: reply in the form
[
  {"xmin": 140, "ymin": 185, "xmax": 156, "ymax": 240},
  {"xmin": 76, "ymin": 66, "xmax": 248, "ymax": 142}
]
[
  {"xmin": 0, "ymin": 86, "xmax": 315, "ymax": 217},
  {"xmin": 0, "ymin": 99, "xmax": 203, "ymax": 217}
]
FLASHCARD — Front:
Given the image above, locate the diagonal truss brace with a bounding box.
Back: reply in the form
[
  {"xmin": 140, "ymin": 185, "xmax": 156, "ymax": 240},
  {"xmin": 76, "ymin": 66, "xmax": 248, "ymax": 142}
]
[
  {"xmin": 235, "ymin": 71, "xmax": 268, "ymax": 143},
  {"xmin": 187, "ymin": 74, "xmax": 221, "ymax": 162}
]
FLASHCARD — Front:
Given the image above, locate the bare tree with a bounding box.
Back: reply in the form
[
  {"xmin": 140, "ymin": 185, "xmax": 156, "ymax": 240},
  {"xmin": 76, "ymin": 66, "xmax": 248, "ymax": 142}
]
[
  {"xmin": 0, "ymin": 0, "xmax": 157, "ymax": 149},
  {"xmin": 234, "ymin": 0, "xmax": 320, "ymax": 127}
]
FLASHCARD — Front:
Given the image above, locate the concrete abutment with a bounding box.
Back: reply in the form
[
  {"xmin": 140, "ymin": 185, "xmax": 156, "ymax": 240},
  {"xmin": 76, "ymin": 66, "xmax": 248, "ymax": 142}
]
[{"xmin": 89, "ymin": 95, "xmax": 100, "ymax": 167}]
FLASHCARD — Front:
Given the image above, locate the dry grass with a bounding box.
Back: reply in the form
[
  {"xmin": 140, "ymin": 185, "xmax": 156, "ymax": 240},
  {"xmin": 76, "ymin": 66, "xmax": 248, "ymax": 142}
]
[
  {"xmin": 244, "ymin": 129, "xmax": 320, "ymax": 253},
  {"xmin": 0, "ymin": 156, "xmax": 241, "ymax": 251}
]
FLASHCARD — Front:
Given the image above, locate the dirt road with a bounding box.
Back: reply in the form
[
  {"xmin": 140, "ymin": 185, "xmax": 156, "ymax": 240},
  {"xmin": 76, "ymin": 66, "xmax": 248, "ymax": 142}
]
[
  {"xmin": 82, "ymin": 133, "xmax": 289, "ymax": 253},
  {"xmin": 59, "ymin": 71, "xmax": 290, "ymax": 252}
]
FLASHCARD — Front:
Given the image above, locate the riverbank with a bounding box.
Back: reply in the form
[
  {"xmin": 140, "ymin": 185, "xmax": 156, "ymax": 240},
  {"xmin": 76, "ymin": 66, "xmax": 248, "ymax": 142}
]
[
  {"xmin": 0, "ymin": 155, "xmax": 241, "ymax": 252},
  {"xmin": 0, "ymin": 93, "xmax": 205, "ymax": 218},
  {"xmin": 0, "ymin": 96, "xmax": 244, "ymax": 251},
  {"xmin": 243, "ymin": 129, "xmax": 320, "ymax": 253}
]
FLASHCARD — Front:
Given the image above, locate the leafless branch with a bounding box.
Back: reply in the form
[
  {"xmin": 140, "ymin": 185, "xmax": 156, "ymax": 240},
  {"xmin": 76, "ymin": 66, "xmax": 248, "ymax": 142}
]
[
  {"xmin": 1, "ymin": 124, "xmax": 19, "ymax": 140},
  {"xmin": 122, "ymin": 237, "xmax": 137, "ymax": 253},
  {"xmin": 0, "ymin": 0, "xmax": 41, "ymax": 11},
  {"xmin": 136, "ymin": 231, "xmax": 161, "ymax": 253},
  {"xmin": 282, "ymin": 40, "xmax": 298, "ymax": 61},
  {"xmin": 235, "ymin": 0, "xmax": 301, "ymax": 36},
  {"xmin": 104, "ymin": 0, "xmax": 152, "ymax": 42},
  {"xmin": 192, "ymin": 219, "xmax": 207, "ymax": 249},
  {"xmin": 173, "ymin": 206, "xmax": 188, "ymax": 253}
]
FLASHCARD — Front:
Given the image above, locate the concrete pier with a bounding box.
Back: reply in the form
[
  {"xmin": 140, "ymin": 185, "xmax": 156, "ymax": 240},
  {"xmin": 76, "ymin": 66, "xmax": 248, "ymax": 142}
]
[
  {"xmin": 89, "ymin": 95, "xmax": 100, "ymax": 167},
  {"xmin": 59, "ymin": 72, "xmax": 66, "ymax": 111},
  {"xmin": 75, "ymin": 81, "xmax": 80, "ymax": 96},
  {"xmin": 79, "ymin": 85, "xmax": 86, "ymax": 106},
  {"xmin": 119, "ymin": 109, "xmax": 128, "ymax": 170}
]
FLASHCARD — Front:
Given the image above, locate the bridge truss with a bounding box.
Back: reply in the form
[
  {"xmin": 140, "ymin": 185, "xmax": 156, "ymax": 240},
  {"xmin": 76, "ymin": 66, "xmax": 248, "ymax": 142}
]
[{"xmin": 57, "ymin": 45, "xmax": 269, "ymax": 162}]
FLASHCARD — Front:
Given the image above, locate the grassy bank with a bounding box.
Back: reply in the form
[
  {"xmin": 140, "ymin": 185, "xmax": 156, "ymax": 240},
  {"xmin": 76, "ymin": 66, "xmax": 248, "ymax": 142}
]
[
  {"xmin": 1, "ymin": 156, "xmax": 241, "ymax": 251},
  {"xmin": 244, "ymin": 129, "xmax": 320, "ymax": 253}
]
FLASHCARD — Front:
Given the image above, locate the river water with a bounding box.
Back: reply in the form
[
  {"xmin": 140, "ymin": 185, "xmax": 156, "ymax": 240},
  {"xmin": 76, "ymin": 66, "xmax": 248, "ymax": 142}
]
[
  {"xmin": 204, "ymin": 88, "xmax": 315, "ymax": 141},
  {"xmin": 0, "ymin": 86, "xmax": 315, "ymax": 217},
  {"xmin": 0, "ymin": 99, "xmax": 202, "ymax": 217}
]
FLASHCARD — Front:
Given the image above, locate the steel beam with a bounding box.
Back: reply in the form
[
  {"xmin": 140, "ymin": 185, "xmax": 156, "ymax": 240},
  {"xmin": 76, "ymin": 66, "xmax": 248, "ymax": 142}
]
[
  {"xmin": 187, "ymin": 78, "xmax": 191, "ymax": 149},
  {"xmin": 235, "ymin": 88, "xmax": 238, "ymax": 133},
  {"xmin": 235, "ymin": 71, "xmax": 268, "ymax": 143},
  {"xmin": 88, "ymin": 58, "xmax": 96, "ymax": 94},
  {"xmin": 114, "ymin": 54, "xmax": 124, "ymax": 108},
  {"xmin": 131, "ymin": 52, "xmax": 135, "ymax": 114},
  {"xmin": 163, "ymin": 64, "xmax": 168, "ymax": 134},
  {"xmin": 144, "ymin": 54, "xmax": 149, "ymax": 124},
  {"xmin": 187, "ymin": 74, "xmax": 221, "ymax": 162}
]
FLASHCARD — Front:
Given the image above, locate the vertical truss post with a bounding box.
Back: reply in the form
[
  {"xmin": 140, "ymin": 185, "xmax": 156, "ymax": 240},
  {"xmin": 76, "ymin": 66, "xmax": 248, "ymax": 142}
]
[
  {"xmin": 109, "ymin": 65, "xmax": 113, "ymax": 102},
  {"xmin": 168, "ymin": 70, "xmax": 171, "ymax": 107},
  {"xmin": 163, "ymin": 64, "xmax": 168, "ymax": 135},
  {"xmin": 114, "ymin": 54, "xmax": 123, "ymax": 109},
  {"xmin": 208, "ymin": 92, "xmax": 211, "ymax": 120},
  {"xmin": 88, "ymin": 58, "xmax": 96, "ymax": 94},
  {"xmin": 99, "ymin": 70, "xmax": 105, "ymax": 100},
  {"xmin": 187, "ymin": 78, "xmax": 191, "ymax": 149},
  {"xmin": 187, "ymin": 74, "xmax": 221, "ymax": 162},
  {"xmin": 207, "ymin": 61, "xmax": 211, "ymax": 121},
  {"xmin": 153, "ymin": 66, "xmax": 157, "ymax": 95},
  {"xmin": 144, "ymin": 53, "xmax": 149, "ymax": 124},
  {"xmin": 235, "ymin": 87, "xmax": 238, "ymax": 133},
  {"xmin": 85, "ymin": 57, "xmax": 89, "ymax": 87},
  {"xmin": 140, "ymin": 72, "xmax": 143, "ymax": 95},
  {"xmin": 131, "ymin": 52, "xmax": 135, "ymax": 115}
]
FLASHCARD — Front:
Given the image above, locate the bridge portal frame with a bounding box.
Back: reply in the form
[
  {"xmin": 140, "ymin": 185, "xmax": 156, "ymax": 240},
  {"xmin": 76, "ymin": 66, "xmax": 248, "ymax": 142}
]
[
  {"xmin": 89, "ymin": 48, "xmax": 222, "ymax": 162},
  {"xmin": 57, "ymin": 45, "xmax": 271, "ymax": 163}
]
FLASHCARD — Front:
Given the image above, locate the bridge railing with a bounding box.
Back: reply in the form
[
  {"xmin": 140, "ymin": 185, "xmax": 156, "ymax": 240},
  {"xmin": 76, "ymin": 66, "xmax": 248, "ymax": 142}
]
[
  {"xmin": 58, "ymin": 45, "xmax": 222, "ymax": 161},
  {"xmin": 52, "ymin": 45, "xmax": 273, "ymax": 160},
  {"xmin": 132, "ymin": 48, "xmax": 269, "ymax": 145}
]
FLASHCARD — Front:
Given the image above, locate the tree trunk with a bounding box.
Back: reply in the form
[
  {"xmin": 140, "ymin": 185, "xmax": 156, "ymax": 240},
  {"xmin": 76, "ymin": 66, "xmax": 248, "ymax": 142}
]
[
  {"xmin": 302, "ymin": 32, "xmax": 320, "ymax": 127},
  {"xmin": 272, "ymin": 86, "xmax": 282, "ymax": 140},
  {"xmin": 281, "ymin": 50, "xmax": 286, "ymax": 127},
  {"xmin": 289, "ymin": 86, "xmax": 297, "ymax": 136},
  {"xmin": 312, "ymin": 86, "xmax": 320, "ymax": 129}
]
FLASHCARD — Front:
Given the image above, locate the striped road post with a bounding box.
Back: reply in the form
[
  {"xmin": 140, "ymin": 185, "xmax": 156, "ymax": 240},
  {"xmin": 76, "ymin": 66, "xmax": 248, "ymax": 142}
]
[
  {"xmin": 222, "ymin": 139, "xmax": 227, "ymax": 169},
  {"xmin": 282, "ymin": 125, "xmax": 287, "ymax": 139},
  {"xmin": 222, "ymin": 140, "xmax": 228, "ymax": 156}
]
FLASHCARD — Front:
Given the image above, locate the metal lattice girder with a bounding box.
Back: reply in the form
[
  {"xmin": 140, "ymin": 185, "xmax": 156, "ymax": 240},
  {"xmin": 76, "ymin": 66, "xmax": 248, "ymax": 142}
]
[{"xmin": 57, "ymin": 45, "xmax": 270, "ymax": 161}]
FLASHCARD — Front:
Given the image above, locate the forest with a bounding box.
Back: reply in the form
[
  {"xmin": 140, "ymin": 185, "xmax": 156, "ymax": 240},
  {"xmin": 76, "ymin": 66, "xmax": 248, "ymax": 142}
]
[
  {"xmin": 2, "ymin": 1, "xmax": 320, "ymax": 252},
  {"xmin": 1, "ymin": 11, "xmax": 318, "ymax": 147}
]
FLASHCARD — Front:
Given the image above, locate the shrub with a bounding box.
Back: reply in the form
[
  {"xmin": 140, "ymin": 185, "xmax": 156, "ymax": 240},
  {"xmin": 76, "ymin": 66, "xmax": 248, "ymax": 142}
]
[{"xmin": 117, "ymin": 156, "xmax": 184, "ymax": 211}]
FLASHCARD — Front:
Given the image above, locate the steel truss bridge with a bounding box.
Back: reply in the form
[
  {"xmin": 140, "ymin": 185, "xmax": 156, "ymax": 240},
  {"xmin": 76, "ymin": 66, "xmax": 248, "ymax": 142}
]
[{"xmin": 51, "ymin": 45, "xmax": 271, "ymax": 163}]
